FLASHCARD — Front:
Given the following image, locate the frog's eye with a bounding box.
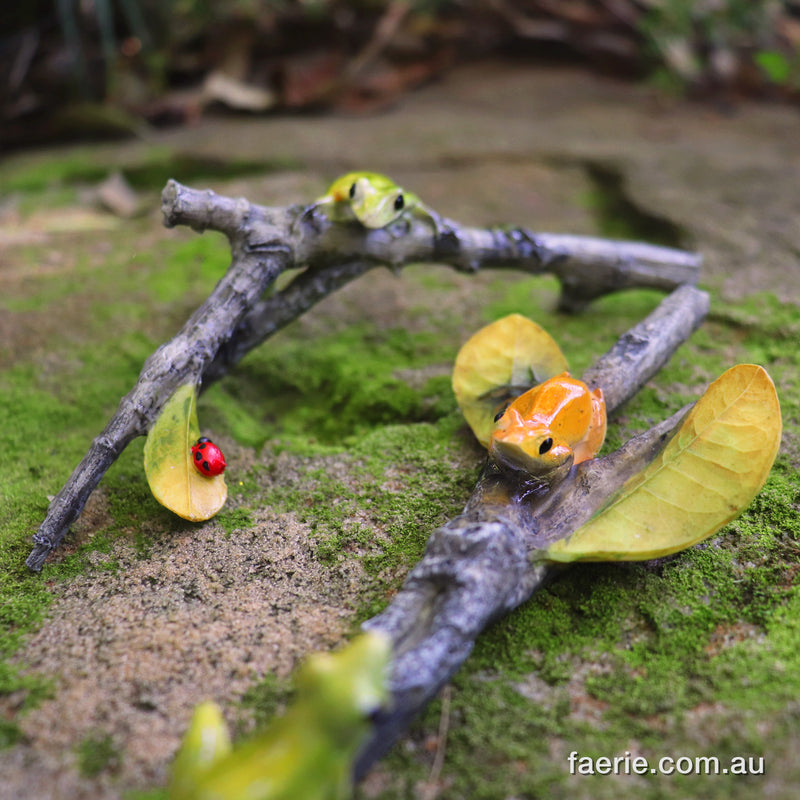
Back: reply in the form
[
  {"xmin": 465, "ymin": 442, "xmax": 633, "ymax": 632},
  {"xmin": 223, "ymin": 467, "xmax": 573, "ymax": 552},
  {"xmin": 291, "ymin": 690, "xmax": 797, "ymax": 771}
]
[
  {"xmin": 349, "ymin": 182, "xmax": 357, "ymax": 199},
  {"xmin": 539, "ymin": 437, "xmax": 554, "ymax": 455},
  {"xmin": 493, "ymin": 409, "xmax": 506, "ymax": 423},
  {"xmin": 394, "ymin": 193, "xmax": 405, "ymax": 211}
]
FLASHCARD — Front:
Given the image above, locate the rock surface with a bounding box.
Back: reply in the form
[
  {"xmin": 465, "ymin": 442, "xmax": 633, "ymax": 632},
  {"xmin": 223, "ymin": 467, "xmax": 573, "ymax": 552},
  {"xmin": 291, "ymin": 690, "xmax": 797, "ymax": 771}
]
[{"xmin": 1, "ymin": 63, "xmax": 798, "ymax": 799}]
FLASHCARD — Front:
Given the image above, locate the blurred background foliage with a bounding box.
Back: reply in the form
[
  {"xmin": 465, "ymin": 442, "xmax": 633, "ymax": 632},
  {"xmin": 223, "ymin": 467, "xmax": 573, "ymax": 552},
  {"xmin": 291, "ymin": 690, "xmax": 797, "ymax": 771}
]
[{"xmin": 2, "ymin": 0, "xmax": 800, "ymax": 150}]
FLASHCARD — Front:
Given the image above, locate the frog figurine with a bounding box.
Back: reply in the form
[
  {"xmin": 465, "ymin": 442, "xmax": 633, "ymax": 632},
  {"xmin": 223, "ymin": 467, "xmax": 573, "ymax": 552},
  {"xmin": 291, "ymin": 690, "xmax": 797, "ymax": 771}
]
[
  {"xmin": 169, "ymin": 632, "xmax": 391, "ymax": 800},
  {"xmin": 313, "ymin": 171, "xmax": 444, "ymax": 233},
  {"xmin": 489, "ymin": 372, "xmax": 606, "ymax": 478}
]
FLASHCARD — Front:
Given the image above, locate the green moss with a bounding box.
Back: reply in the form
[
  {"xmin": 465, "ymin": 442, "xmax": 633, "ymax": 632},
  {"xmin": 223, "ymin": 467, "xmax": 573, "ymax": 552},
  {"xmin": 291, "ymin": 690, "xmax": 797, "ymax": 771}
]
[
  {"xmin": 139, "ymin": 237, "xmax": 233, "ymax": 306},
  {"xmin": 124, "ymin": 790, "xmax": 169, "ymax": 800},
  {"xmin": 1, "ymin": 233, "xmax": 231, "ymax": 337},
  {"xmin": 202, "ymin": 323, "xmax": 460, "ymax": 451},
  {"xmin": 238, "ymin": 672, "xmax": 292, "ymax": 735},
  {"xmin": 711, "ymin": 584, "xmax": 800, "ymax": 708},
  {"xmin": 244, "ymin": 415, "xmax": 476, "ymax": 621},
  {"xmin": 0, "ymin": 151, "xmax": 110, "ymax": 193},
  {"xmin": 216, "ymin": 508, "xmax": 255, "ymax": 538},
  {"xmin": 0, "ymin": 322, "xmax": 164, "ymax": 717},
  {"xmin": 0, "ymin": 719, "xmax": 23, "ymax": 749},
  {"xmin": 76, "ymin": 732, "xmax": 121, "ymax": 777}
]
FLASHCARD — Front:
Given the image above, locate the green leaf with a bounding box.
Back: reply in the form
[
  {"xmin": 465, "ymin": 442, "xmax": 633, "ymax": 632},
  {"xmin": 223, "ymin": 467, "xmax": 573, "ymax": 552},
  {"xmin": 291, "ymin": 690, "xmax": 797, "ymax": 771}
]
[
  {"xmin": 755, "ymin": 50, "xmax": 791, "ymax": 85},
  {"xmin": 452, "ymin": 314, "xmax": 569, "ymax": 446},
  {"xmin": 545, "ymin": 365, "xmax": 781, "ymax": 562},
  {"xmin": 143, "ymin": 383, "xmax": 227, "ymax": 521}
]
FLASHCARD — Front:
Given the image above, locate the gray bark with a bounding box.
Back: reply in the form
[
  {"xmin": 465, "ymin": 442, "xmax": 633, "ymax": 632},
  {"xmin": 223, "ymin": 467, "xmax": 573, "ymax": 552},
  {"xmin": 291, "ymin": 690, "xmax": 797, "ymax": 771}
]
[{"xmin": 25, "ymin": 181, "xmax": 701, "ymax": 597}]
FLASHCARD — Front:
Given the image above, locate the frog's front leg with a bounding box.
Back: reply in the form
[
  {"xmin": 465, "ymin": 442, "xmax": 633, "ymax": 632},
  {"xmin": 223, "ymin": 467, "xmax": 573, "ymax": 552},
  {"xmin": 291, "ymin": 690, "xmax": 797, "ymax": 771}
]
[{"xmin": 413, "ymin": 201, "xmax": 450, "ymax": 240}]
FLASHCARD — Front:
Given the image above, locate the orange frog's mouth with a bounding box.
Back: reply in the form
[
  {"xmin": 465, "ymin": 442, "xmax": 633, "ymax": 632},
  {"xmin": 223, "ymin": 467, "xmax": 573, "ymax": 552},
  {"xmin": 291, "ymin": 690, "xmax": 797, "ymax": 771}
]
[{"xmin": 488, "ymin": 433, "xmax": 573, "ymax": 476}]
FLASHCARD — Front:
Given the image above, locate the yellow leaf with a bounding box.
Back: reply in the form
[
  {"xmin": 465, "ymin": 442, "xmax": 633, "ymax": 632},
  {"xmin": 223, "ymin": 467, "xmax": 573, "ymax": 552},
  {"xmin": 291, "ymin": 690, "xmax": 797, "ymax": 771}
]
[
  {"xmin": 144, "ymin": 383, "xmax": 227, "ymax": 521},
  {"xmin": 452, "ymin": 314, "xmax": 569, "ymax": 446},
  {"xmin": 546, "ymin": 365, "xmax": 781, "ymax": 562}
]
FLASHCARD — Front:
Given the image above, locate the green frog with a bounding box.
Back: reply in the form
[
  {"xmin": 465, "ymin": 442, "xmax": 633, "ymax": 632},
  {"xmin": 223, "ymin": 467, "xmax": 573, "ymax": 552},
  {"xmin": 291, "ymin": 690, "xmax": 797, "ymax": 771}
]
[
  {"xmin": 313, "ymin": 171, "xmax": 442, "ymax": 233},
  {"xmin": 169, "ymin": 632, "xmax": 390, "ymax": 800}
]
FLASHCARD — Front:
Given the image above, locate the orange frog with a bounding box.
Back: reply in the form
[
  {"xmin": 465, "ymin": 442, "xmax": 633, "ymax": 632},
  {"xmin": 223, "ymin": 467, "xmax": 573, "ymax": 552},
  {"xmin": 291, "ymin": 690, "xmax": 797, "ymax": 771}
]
[{"xmin": 489, "ymin": 372, "xmax": 606, "ymax": 477}]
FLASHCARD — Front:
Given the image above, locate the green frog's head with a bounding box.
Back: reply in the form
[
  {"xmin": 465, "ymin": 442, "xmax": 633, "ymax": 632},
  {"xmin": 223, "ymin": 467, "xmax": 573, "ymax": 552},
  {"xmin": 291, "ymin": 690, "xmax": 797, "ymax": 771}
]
[
  {"xmin": 322, "ymin": 171, "xmax": 415, "ymax": 229},
  {"xmin": 348, "ymin": 174, "xmax": 408, "ymax": 228}
]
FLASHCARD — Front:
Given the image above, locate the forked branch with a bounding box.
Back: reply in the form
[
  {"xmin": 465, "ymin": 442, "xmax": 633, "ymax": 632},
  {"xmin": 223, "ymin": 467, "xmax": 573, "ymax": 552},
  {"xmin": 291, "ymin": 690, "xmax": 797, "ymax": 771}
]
[{"xmin": 26, "ymin": 180, "xmax": 701, "ymax": 577}]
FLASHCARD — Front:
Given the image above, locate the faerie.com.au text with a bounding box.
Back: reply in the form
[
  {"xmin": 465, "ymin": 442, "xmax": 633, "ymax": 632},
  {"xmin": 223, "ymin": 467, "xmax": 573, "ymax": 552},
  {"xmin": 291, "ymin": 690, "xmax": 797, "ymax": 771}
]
[{"xmin": 567, "ymin": 750, "xmax": 764, "ymax": 777}]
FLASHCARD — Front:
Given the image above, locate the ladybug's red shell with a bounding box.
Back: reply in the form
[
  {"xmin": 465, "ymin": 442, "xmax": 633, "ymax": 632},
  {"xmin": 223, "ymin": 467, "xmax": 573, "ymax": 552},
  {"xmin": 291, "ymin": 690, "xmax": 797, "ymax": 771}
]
[{"xmin": 191, "ymin": 437, "xmax": 227, "ymax": 477}]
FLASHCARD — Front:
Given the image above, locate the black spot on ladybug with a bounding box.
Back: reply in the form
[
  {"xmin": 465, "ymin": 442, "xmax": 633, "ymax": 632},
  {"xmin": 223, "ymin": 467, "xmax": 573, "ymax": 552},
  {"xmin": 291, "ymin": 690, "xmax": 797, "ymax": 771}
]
[
  {"xmin": 195, "ymin": 452, "xmax": 202, "ymax": 462},
  {"xmin": 203, "ymin": 461, "xmax": 211, "ymax": 472}
]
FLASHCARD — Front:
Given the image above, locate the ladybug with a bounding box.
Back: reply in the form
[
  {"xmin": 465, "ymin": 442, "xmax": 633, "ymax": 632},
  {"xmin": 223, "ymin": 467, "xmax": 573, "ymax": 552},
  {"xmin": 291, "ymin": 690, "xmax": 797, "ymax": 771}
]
[{"xmin": 191, "ymin": 437, "xmax": 227, "ymax": 477}]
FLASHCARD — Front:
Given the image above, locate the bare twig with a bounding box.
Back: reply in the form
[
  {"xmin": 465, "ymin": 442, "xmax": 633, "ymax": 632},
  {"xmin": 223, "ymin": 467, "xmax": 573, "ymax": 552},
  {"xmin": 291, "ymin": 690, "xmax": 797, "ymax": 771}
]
[
  {"xmin": 26, "ymin": 181, "xmax": 700, "ymax": 576},
  {"xmin": 26, "ymin": 186, "xmax": 297, "ymax": 570},
  {"xmin": 420, "ymin": 684, "xmax": 452, "ymax": 800}
]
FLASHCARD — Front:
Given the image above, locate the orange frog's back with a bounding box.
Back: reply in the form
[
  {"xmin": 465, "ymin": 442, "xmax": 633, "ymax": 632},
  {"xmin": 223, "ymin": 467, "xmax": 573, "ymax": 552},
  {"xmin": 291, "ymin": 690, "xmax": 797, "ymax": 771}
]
[{"xmin": 489, "ymin": 372, "xmax": 606, "ymax": 477}]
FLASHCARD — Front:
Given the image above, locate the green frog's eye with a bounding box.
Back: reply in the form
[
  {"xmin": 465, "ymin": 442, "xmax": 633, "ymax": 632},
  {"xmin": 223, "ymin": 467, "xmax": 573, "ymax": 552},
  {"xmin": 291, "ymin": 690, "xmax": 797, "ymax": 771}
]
[
  {"xmin": 349, "ymin": 182, "xmax": 357, "ymax": 199},
  {"xmin": 394, "ymin": 193, "xmax": 405, "ymax": 211},
  {"xmin": 539, "ymin": 437, "xmax": 554, "ymax": 455}
]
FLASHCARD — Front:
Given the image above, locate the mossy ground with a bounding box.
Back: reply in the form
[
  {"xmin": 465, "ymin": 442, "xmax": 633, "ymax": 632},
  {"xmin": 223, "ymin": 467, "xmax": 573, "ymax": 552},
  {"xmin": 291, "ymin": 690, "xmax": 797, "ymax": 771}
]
[
  {"xmin": 1, "ymin": 103, "xmax": 798, "ymax": 799},
  {"xmin": 361, "ymin": 289, "xmax": 800, "ymax": 800}
]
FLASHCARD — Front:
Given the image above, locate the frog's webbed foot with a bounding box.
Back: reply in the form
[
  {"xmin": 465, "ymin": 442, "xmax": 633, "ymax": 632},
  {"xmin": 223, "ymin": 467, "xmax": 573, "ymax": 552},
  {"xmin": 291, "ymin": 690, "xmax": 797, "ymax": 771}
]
[
  {"xmin": 293, "ymin": 199, "xmax": 326, "ymax": 234},
  {"xmin": 419, "ymin": 204, "xmax": 446, "ymax": 237}
]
